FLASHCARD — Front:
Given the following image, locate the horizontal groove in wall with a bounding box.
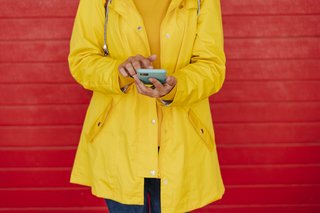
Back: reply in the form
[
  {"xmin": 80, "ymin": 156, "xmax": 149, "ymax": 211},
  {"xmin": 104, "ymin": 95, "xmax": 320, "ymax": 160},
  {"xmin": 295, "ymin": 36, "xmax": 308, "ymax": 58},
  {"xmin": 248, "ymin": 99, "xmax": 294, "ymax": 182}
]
[
  {"xmin": 1, "ymin": 184, "xmax": 319, "ymax": 191},
  {"xmin": 1, "ymin": 164, "xmax": 320, "ymax": 171},
  {"xmin": 210, "ymin": 204, "xmax": 320, "ymax": 208},
  {"xmin": 0, "ymin": 36, "xmax": 320, "ymax": 42},
  {"xmin": 221, "ymin": 13, "xmax": 320, "ymax": 16},
  {"xmin": 0, "ymin": 125, "xmax": 82, "ymax": 128},
  {"xmin": 0, "ymin": 14, "xmax": 318, "ymax": 18},
  {"xmin": 0, "ymin": 100, "xmax": 320, "ymax": 107},
  {"xmin": 213, "ymin": 121, "xmax": 320, "ymax": 125},
  {"xmin": 0, "ymin": 205, "xmax": 319, "ymax": 211},
  {"xmin": 221, "ymin": 164, "xmax": 320, "ymax": 169},
  {"xmin": 227, "ymin": 184, "xmax": 320, "ymax": 188},
  {"xmin": 2, "ymin": 79, "xmax": 320, "ymax": 85},
  {"xmin": 1, "ymin": 13, "xmax": 320, "ymax": 18},
  {"xmin": 0, "ymin": 58, "xmax": 318, "ymax": 64},
  {"xmin": 1, "ymin": 100, "xmax": 320, "ymax": 107},
  {"xmin": 1, "ymin": 121, "xmax": 320, "ymax": 128},
  {"xmin": 0, "ymin": 167, "xmax": 71, "ymax": 171},
  {"xmin": 0, "ymin": 146, "xmax": 77, "ymax": 151},
  {"xmin": 1, "ymin": 163, "xmax": 320, "ymax": 171},
  {"xmin": 1, "ymin": 58, "xmax": 320, "ymax": 63},
  {"xmin": 1, "ymin": 121, "xmax": 320, "ymax": 127},
  {"xmin": 1, "ymin": 142, "xmax": 320, "ymax": 151},
  {"xmin": 0, "ymin": 13, "xmax": 319, "ymax": 18},
  {"xmin": 1, "ymin": 35, "xmax": 320, "ymax": 42}
]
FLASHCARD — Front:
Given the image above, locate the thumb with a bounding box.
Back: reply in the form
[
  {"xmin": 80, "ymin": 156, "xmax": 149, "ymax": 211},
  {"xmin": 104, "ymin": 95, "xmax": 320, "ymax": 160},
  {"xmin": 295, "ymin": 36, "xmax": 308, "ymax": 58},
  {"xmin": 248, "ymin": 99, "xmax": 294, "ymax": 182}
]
[{"xmin": 148, "ymin": 54, "xmax": 157, "ymax": 62}]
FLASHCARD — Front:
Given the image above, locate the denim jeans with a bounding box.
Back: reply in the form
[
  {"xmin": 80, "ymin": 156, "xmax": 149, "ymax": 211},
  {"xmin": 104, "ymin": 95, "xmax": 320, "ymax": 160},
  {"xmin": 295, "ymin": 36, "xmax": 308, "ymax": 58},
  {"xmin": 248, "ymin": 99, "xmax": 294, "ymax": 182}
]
[{"xmin": 105, "ymin": 178, "xmax": 161, "ymax": 213}]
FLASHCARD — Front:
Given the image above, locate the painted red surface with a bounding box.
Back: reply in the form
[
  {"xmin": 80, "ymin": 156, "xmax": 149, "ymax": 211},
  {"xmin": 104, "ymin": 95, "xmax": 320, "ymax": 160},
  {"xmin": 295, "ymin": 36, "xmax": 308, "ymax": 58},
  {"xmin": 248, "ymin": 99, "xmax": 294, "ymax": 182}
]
[{"xmin": 0, "ymin": 0, "xmax": 320, "ymax": 212}]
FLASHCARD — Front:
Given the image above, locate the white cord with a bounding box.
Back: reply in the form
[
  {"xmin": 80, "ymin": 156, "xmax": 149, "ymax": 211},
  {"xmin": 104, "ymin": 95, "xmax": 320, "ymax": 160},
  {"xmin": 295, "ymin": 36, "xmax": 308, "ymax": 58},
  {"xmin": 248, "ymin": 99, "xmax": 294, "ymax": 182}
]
[{"xmin": 103, "ymin": 0, "xmax": 112, "ymax": 55}]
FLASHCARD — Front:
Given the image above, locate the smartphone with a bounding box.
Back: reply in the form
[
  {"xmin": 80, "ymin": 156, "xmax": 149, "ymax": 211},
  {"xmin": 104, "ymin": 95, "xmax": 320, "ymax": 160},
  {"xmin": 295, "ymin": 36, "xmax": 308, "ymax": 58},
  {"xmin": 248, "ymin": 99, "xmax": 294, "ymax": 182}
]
[{"xmin": 137, "ymin": 69, "xmax": 167, "ymax": 84}]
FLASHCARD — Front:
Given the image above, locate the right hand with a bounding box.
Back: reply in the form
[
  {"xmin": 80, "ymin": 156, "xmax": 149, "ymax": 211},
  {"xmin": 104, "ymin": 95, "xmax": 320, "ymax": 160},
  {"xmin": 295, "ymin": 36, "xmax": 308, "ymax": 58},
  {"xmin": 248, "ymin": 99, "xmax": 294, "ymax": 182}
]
[{"xmin": 118, "ymin": 54, "xmax": 157, "ymax": 78}]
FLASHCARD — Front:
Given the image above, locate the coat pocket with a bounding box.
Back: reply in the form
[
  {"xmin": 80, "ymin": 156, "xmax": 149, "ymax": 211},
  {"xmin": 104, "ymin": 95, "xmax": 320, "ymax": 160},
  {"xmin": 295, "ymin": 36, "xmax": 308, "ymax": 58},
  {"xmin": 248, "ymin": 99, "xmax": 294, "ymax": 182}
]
[
  {"xmin": 188, "ymin": 109, "xmax": 214, "ymax": 151},
  {"xmin": 86, "ymin": 104, "xmax": 112, "ymax": 143}
]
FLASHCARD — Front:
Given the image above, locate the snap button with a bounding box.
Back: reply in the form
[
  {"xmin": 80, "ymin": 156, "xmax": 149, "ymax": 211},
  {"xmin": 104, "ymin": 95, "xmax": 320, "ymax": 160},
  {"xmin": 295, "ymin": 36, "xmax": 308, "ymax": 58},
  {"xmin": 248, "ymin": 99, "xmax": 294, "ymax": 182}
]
[
  {"xmin": 150, "ymin": 170, "xmax": 156, "ymax": 176},
  {"xmin": 163, "ymin": 179, "xmax": 168, "ymax": 185},
  {"xmin": 165, "ymin": 33, "xmax": 170, "ymax": 38},
  {"xmin": 151, "ymin": 119, "xmax": 156, "ymax": 124}
]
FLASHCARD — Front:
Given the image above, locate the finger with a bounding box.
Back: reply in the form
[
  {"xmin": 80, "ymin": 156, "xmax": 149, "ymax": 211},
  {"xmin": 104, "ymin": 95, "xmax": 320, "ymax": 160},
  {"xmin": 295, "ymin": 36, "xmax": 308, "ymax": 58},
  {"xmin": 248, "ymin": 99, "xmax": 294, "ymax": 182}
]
[
  {"xmin": 133, "ymin": 74, "xmax": 141, "ymax": 83},
  {"xmin": 165, "ymin": 76, "xmax": 177, "ymax": 87},
  {"xmin": 131, "ymin": 60, "xmax": 141, "ymax": 71},
  {"xmin": 126, "ymin": 56, "xmax": 134, "ymax": 63},
  {"xmin": 149, "ymin": 78, "xmax": 167, "ymax": 98},
  {"xmin": 124, "ymin": 63, "xmax": 136, "ymax": 77},
  {"xmin": 135, "ymin": 55, "xmax": 153, "ymax": 69},
  {"xmin": 134, "ymin": 75, "xmax": 150, "ymax": 92},
  {"xmin": 136, "ymin": 81, "xmax": 153, "ymax": 96},
  {"xmin": 135, "ymin": 81, "xmax": 142, "ymax": 93},
  {"xmin": 133, "ymin": 75, "xmax": 145, "ymax": 89},
  {"xmin": 149, "ymin": 78, "xmax": 164, "ymax": 91},
  {"xmin": 141, "ymin": 58, "xmax": 153, "ymax": 69},
  {"xmin": 119, "ymin": 67, "xmax": 129, "ymax": 77},
  {"xmin": 134, "ymin": 76, "xmax": 155, "ymax": 96}
]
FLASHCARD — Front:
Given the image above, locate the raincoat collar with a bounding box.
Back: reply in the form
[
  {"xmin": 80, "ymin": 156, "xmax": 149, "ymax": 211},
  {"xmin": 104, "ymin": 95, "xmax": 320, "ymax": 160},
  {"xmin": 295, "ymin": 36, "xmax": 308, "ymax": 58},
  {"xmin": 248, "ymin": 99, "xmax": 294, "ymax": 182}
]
[{"xmin": 109, "ymin": 0, "xmax": 185, "ymax": 17}]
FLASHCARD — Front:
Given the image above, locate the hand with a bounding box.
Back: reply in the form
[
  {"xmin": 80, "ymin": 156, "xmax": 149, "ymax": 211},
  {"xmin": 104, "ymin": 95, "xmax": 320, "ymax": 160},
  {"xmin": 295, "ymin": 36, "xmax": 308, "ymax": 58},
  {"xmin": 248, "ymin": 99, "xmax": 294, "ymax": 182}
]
[
  {"xmin": 118, "ymin": 54, "xmax": 157, "ymax": 78},
  {"xmin": 133, "ymin": 75, "xmax": 177, "ymax": 98}
]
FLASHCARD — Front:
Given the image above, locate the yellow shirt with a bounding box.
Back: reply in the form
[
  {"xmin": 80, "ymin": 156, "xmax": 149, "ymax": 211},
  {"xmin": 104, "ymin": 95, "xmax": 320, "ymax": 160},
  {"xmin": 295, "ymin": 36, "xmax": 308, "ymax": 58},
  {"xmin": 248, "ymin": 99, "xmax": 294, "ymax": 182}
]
[{"xmin": 133, "ymin": 0, "xmax": 171, "ymax": 69}]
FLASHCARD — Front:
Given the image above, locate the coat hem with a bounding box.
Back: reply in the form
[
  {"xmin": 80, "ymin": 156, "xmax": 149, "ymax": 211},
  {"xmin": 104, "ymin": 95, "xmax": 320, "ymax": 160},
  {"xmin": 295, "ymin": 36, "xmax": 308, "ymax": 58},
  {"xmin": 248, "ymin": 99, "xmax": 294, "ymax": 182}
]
[
  {"xmin": 70, "ymin": 174, "xmax": 92, "ymax": 187},
  {"xmin": 172, "ymin": 191, "xmax": 225, "ymax": 213}
]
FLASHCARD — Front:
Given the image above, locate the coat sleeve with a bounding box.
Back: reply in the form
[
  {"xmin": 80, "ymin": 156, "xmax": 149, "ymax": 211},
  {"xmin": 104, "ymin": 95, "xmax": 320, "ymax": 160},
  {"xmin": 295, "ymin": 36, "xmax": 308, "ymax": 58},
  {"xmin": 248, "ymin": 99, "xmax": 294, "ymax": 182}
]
[
  {"xmin": 68, "ymin": 0, "xmax": 124, "ymax": 95},
  {"xmin": 169, "ymin": 0, "xmax": 226, "ymax": 106}
]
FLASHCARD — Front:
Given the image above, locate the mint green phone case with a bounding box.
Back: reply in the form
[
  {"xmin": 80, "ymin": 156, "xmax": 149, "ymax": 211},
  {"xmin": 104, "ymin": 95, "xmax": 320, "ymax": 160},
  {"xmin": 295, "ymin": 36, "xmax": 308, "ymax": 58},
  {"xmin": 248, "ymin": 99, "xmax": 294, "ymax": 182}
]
[{"xmin": 137, "ymin": 69, "xmax": 167, "ymax": 84}]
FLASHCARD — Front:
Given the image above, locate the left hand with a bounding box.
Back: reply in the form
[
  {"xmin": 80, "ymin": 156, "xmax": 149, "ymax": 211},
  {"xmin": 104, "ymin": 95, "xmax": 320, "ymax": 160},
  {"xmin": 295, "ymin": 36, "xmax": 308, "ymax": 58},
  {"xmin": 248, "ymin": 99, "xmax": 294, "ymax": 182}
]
[{"xmin": 133, "ymin": 75, "xmax": 177, "ymax": 98}]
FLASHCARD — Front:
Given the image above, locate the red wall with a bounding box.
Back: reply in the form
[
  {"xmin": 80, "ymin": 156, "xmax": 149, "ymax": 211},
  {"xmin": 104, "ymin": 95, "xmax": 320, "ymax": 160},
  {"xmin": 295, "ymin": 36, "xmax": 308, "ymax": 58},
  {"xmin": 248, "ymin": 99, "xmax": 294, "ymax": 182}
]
[{"xmin": 0, "ymin": 0, "xmax": 320, "ymax": 212}]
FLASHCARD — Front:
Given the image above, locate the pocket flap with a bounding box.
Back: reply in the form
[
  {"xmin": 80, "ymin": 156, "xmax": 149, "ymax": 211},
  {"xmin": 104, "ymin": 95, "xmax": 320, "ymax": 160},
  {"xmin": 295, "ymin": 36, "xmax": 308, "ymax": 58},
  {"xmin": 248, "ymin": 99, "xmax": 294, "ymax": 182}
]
[
  {"xmin": 86, "ymin": 104, "xmax": 112, "ymax": 143},
  {"xmin": 188, "ymin": 109, "xmax": 214, "ymax": 151},
  {"xmin": 185, "ymin": 0, "xmax": 198, "ymax": 9}
]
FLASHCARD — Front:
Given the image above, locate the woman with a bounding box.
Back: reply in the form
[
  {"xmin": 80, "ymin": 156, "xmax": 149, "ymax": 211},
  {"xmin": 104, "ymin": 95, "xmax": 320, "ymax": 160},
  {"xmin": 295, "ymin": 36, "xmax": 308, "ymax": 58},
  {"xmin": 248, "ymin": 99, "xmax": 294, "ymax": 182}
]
[{"xmin": 68, "ymin": 0, "xmax": 226, "ymax": 212}]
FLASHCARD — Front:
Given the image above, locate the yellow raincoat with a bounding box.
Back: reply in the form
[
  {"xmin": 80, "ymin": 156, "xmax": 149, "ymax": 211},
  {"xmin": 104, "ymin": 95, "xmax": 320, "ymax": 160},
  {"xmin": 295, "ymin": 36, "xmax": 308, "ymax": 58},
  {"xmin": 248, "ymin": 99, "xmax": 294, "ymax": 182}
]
[{"xmin": 68, "ymin": 0, "xmax": 226, "ymax": 212}]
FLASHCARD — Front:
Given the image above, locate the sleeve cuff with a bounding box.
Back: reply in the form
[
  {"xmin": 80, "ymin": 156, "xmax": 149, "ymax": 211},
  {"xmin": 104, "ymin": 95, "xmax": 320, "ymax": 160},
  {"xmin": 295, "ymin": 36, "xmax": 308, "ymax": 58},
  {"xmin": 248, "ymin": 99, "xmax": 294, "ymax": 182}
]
[
  {"xmin": 161, "ymin": 85, "xmax": 177, "ymax": 101},
  {"xmin": 158, "ymin": 85, "xmax": 177, "ymax": 105},
  {"xmin": 118, "ymin": 73, "xmax": 134, "ymax": 93}
]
